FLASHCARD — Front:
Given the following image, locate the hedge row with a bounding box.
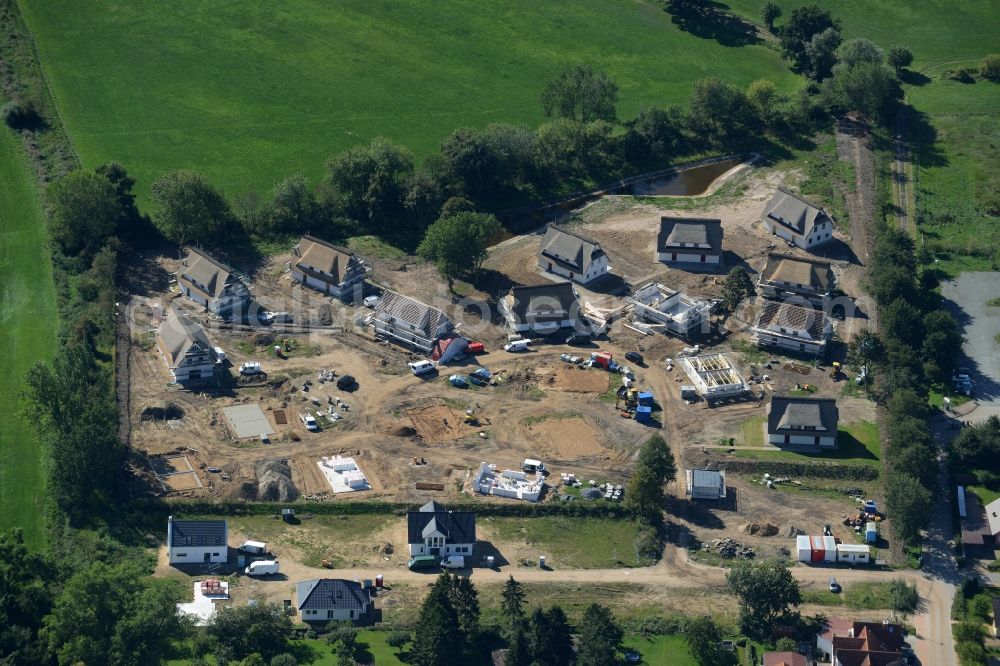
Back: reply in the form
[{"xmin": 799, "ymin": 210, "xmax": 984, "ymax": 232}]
[{"xmin": 717, "ymin": 459, "xmax": 879, "ymax": 481}]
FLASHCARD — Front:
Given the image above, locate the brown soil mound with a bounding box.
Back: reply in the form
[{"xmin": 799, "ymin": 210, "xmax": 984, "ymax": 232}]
[
  {"xmin": 387, "ymin": 425, "xmax": 418, "ymax": 437},
  {"xmin": 741, "ymin": 522, "xmax": 779, "ymax": 537},
  {"xmin": 256, "ymin": 459, "xmax": 299, "ymax": 501}
]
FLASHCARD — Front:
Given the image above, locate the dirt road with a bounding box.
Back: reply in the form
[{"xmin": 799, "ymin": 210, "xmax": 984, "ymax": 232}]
[{"xmin": 279, "ymin": 543, "xmax": 949, "ymax": 662}]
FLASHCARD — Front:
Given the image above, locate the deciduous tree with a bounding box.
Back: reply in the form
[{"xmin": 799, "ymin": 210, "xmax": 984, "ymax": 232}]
[
  {"xmin": 151, "ymin": 170, "xmax": 236, "ymax": 247},
  {"xmin": 726, "ymin": 560, "xmax": 802, "ymax": 640},
  {"xmin": 779, "ymin": 5, "xmax": 839, "ymax": 71},
  {"xmin": 979, "ymin": 54, "xmax": 1000, "ymax": 81},
  {"xmin": 49, "ymin": 170, "xmax": 123, "ymax": 259},
  {"xmin": 324, "ymin": 137, "xmax": 414, "ymax": 234},
  {"xmin": 417, "ymin": 212, "xmax": 501, "ymax": 289},
  {"xmin": 804, "ymin": 27, "xmax": 842, "ymax": 79},
  {"xmin": 540, "ymin": 64, "xmax": 619, "ymax": 122},
  {"xmin": 689, "ymin": 79, "xmax": 761, "ymax": 145},
  {"xmin": 887, "ymin": 46, "xmax": 914, "ymax": 74},
  {"xmin": 686, "ymin": 615, "xmax": 736, "ymax": 666},
  {"xmin": 837, "ymin": 38, "xmax": 884, "ymax": 67},
  {"xmin": 270, "ymin": 174, "xmax": 319, "ymax": 234},
  {"xmin": 885, "ymin": 473, "xmax": 931, "ymax": 545},
  {"xmin": 205, "ymin": 600, "xmax": 291, "ymax": 664},
  {"xmin": 760, "ymin": 2, "xmax": 782, "ymax": 31}
]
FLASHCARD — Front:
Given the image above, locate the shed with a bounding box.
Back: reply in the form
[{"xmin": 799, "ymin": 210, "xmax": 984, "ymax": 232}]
[
  {"xmin": 796, "ymin": 535, "xmax": 836, "ymax": 563},
  {"xmin": 637, "ymin": 391, "xmax": 654, "ymax": 406},
  {"xmin": 686, "ymin": 469, "xmax": 726, "ymax": 500},
  {"xmin": 836, "ymin": 543, "xmax": 870, "ymax": 564},
  {"xmin": 634, "ymin": 405, "xmax": 653, "ymax": 423},
  {"xmin": 865, "ymin": 522, "xmax": 877, "ymax": 544}
]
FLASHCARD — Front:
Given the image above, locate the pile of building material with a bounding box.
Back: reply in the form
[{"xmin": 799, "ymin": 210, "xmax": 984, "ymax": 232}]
[
  {"xmin": 256, "ymin": 459, "xmax": 299, "ymax": 501},
  {"xmin": 317, "ymin": 456, "xmax": 370, "ymax": 493},
  {"xmin": 473, "ymin": 462, "xmax": 544, "ymax": 502},
  {"xmin": 741, "ymin": 522, "xmax": 779, "ymax": 537},
  {"xmin": 707, "ymin": 538, "xmax": 755, "ymax": 559}
]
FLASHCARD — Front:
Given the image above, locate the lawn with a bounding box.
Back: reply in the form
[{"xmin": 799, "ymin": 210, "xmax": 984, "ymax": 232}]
[
  {"xmin": 623, "ymin": 634, "xmax": 697, "ymax": 665},
  {"xmin": 907, "ymin": 76, "xmax": 1000, "ymax": 276},
  {"xmin": 966, "ymin": 485, "xmax": 1000, "ymax": 507},
  {"xmin": 802, "ymin": 581, "xmax": 898, "ymax": 610},
  {"xmin": 19, "ymin": 0, "xmax": 800, "ymax": 203},
  {"xmin": 740, "ymin": 415, "xmax": 766, "ymax": 447},
  {"xmin": 0, "ymin": 125, "xmax": 56, "ymax": 549},
  {"xmin": 485, "ymin": 516, "xmax": 652, "ymax": 568},
  {"xmin": 731, "ymin": 420, "xmax": 881, "ymax": 467},
  {"xmin": 724, "ymin": 0, "xmax": 1000, "ymax": 66}
]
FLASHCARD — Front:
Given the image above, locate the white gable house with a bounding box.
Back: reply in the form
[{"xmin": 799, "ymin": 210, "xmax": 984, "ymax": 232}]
[
  {"xmin": 406, "ymin": 501, "xmax": 476, "ymax": 558},
  {"xmin": 762, "ymin": 189, "xmax": 835, "ymax": 251},
  {"xmin": 167, "ymin": 516, "xmax": 228, "ymax": 565},
  {"xmin": 537, "ymin": 225, "xmax": 609, "ymax": 284}
]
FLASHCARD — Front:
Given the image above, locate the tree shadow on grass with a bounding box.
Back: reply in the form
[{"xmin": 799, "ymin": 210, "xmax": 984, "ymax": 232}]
[
  {"xmin": 289, "ymin": 640, "xmax": 322, "ymax": 664},
  {"xmin": 900, "ymin": 69, "xmax": 931, "ymax": 86},
  {"xmin": 664, "ymin": 1, "xmax": 762, "ymax": 48}
]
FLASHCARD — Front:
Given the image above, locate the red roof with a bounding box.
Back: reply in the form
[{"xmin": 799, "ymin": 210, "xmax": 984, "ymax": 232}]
[
  {"xmin": 818, "ymin": 617, "xmax": 854, "ymax": 643},
  {"xmin": 763, "ymin": 652, "xmax": 807, "ymax": 666}
]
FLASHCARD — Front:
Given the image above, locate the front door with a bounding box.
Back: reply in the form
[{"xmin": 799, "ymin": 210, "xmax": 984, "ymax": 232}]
[{"xmin": 203, "ymin": 552, "xmax": 211, "ymax": 563}]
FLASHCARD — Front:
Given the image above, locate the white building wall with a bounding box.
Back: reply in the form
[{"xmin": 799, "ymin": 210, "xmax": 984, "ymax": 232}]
[
  {"xmin": 538, "ymin": 254, "xmax": 608, "ymax": 285},
  {"xmin": 767, "ymin": 433, "xmax": 837, "ymax": 448},
  {"xmin": 656, "ymin": 251, "xmax": 721, "ymax": 264},
  {"xmin": 169, "ymin": 545, "xmax": 227, "ymax": 565}
]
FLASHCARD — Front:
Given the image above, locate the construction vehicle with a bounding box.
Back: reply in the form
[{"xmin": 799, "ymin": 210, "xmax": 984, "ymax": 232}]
[{"xmin": 830, "ymin": 362, "xmax": 841, "ymax": 379}]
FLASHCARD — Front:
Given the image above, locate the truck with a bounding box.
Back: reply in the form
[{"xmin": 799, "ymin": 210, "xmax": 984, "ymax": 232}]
[
  {"xmin": 408, "ymin": 360, "xmax": 436, "ymax": 376},
  {"xmin": 299, "ymin": 412, "xmax": 319, "ymax": 431},
  {"xmin": 407, "ymin": 555, "xmax": 438, "ymax": 571},
  {"xmin": 239, "ymin": 540, "xmax": 267, "ymax": 555},
  {"xmin": 440, "ymin": 555, "xmax": 465, "ymax": 569},
  {"xmin": 522, "ymin": 458, "xmax": 546, "ymax": 474},
  {"xmin": 239, "ymin": 361, "xmax": 263, "ymax": 376},
  {"xmin": 244, "ymin": 560, "xmax": 280, "ymax": 577}
]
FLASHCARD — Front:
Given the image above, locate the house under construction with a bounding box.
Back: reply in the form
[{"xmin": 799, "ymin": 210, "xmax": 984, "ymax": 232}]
[
  {"xmin": 628, "ymin": 283, "xmax": 711, "ymax": 339},
  {"xmin": 680, "ymin": 353, "xmax": 748, "ymax": 399}
]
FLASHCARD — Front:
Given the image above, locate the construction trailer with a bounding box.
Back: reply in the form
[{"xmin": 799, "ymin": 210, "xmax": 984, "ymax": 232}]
[
  {"xmin": 796, "ymin": 535, "xmax": 837, "ymax": 563},
  {"xmin": 865, "ymin": 521, "xmax": 878, "ymax": 544},
  {"xmin": 680, "ymin": 353, "xmax": 749, "ymax": 399},
  {"xmin": 627, "ymin": 283, "xmax": 712, "ymax": 339},
  {"xmin": 835, "ymin": 543, "xmax": 871, "ymax": 564}
]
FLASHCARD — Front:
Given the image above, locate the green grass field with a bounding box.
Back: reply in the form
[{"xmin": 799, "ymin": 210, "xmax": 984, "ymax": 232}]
[
  {"xmin": 0, "ymin": 126, "xmax": 56, "ymax": 549},
  {"xmin": 908, "ymin": 75, "xmax": 1000, "ymax": 275},
  {"xmin": 19, "ymin": 0, "xmax": 800, "ymax": 202},
  {"xmin": 486, "ymin": 516, "xmax": 651, "ymax": 568},
  {"xmin": 724, "ymin": 0, "xmax": 1000, "ymax": 65}
]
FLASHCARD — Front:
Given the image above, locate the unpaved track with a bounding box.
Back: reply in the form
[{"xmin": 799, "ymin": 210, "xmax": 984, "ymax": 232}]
[{"xmin": 283, "ymin": 543, "xmax": 949, "ymax": 661}]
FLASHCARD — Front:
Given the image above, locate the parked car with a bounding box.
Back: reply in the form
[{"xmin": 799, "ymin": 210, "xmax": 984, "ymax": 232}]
[
  {"xmin": 829, "ymin": 577, "xmax": 841, "ymax": 593},
  {"xmin": 336, "ymin": 374, "xmax": 356, "ymax": 390},
  {"xmin": 565, "ymin": 333, "xmax": 591, "ymax": 346},
  {"xmin": 440, "ymin": 555, "xmax": 465, "ymax": 569},
  {"xmin": 624, "ymin": 351, "xmax": 644, "ymax": 364},
  {"xmin": 407, "ymin": 555, "xmax": 438, "ymax": 571},
  {"xmin": 299, "ymin": 412, "xmax": 319, "ymax": 431},
  {"xmin": 624, "ymin": 649, "xmax": 641, "ymax": 664},
  {"xmin": 363, "ymin": 295, "xmax": 379, "ymax": 308},
  {"xmin": 408, "ymin": 360, "xmax": 436, "ymax": 376},
  {"xmin": 504, "ymin": 340, "xmax": 530, "ymax": 352},
  {"xmin": 448, "ymin": 374, "xmax": 469, "ymax": 388}
]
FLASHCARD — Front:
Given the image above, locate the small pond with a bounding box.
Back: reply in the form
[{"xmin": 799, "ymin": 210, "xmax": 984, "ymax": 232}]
[{"xmin": 624, "ymin": 158, "xmax": 743, "ymax": 196}]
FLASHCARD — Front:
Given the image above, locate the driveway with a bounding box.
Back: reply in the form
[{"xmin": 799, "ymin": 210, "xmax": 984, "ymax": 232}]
[{"xmin": 941, "ymin": 272, "xmax": 1000, "ymax": 421}]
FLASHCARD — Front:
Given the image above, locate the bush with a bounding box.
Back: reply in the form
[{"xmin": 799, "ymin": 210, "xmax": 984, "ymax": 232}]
[
  {"xmin": 386, "ymin": 631, "xmax": 411, "ymax": 648},
  {"xmin": 325, "ymin": 625, "xmax": 357, "ymax": 646},
  {"xmin": 1, "ymin": 98, "xmax": 44, "ymax": 130},
  {"xmin": 980, "ymin": 54, "xmax": 1000, "ymax": 81},
  {"xmin": 633, "ymin": 525, "xmax": 663, "ymax": 562}
]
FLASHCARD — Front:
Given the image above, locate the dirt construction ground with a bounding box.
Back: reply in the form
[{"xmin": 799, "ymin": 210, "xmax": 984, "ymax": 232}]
[{"xmin": 133, "ymin": 163, "xmax": 881, "ymax": 560}]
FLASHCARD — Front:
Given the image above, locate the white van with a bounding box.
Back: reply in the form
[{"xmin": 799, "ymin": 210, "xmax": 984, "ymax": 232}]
[
  {"xmin": 440, "ymin": 555, "xmax": 465, "ymax": 569},
  {"xmin": 299, "ymin": 412, "xmax": 319, "ymax": 431},
  {"xmin": 244, "ymin": 560, "xmax": 279, "ymax": 577},
  {"xmin": 504, "ymin": 339, "xmax": 530, "ymax": 353},
  {"xmin": 408, "ymin": 360, "xmax": 436, "ymax": 376},
  {"xmin": 239, "ymin": 540, "xmax": 267, "ymax": 555}
]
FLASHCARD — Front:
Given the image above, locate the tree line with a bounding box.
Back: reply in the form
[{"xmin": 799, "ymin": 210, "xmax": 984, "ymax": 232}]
[{"xmin": 846, "ymin": 225, "xmax": 962, "ymax": 546}]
